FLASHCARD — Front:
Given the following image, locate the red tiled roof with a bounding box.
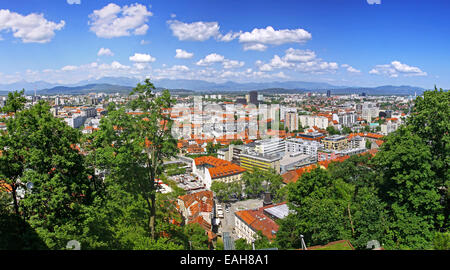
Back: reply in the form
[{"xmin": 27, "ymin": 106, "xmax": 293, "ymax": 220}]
[
  {"xmin": 208, "ymin": 163, "xmax": 246, "ymax": 179},
  {"xmin": 235, "ymin": 203, "xmax": 286, "ymax": 241},
  {"xmin": 0, "ymin": 181, "xmax": 12, "ymax": 193}
]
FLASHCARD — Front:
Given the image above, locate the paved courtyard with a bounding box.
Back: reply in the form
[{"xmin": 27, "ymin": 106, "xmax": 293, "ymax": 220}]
[{"xmin": 217, "ymin": 198, "xmax": 264, "ymax": 240}]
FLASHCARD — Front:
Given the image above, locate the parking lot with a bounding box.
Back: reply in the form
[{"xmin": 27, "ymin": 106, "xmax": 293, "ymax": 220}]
[{"xmin": 217, "ymin": 198, "xmax": 264, "ymax": 240}]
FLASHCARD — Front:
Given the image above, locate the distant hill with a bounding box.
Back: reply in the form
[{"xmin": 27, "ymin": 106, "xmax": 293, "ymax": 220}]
[
  {"xmin": 0, "ymin": 76, "xmax": 429, "ymax": 96},
  {"xmin": 36, "ymin": 84, "xmax": 134, "ymax": 95}
]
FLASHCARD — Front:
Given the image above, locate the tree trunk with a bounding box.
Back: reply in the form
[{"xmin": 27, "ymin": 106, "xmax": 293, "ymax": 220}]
[
  {"xmin": 11, "ymin": 184, "xmax": 20, "ymax": 216},
  {"xmin": 347, "ymin": 203, "xmax": 355, "ymax": 236},
  {"xmin": 148, "ymin": 147, "xmax": 158, "ymax": 240}
]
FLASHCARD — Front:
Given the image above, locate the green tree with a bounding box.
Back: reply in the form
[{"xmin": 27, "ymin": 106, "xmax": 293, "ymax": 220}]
[
  {"xmin": 184, "ymin": 223, "xmax": 209, "ymax": 250},
  {"xmin": 341, "ymin": 126, "xmax": 352, "ymax": 134},
  {"xmin": 407, "ymin": 88, "xmax": 449, "ymax": 230},
  {"xmin": 235, "ymin": 238, "xmax": 252, "ymax": 250},
  {"xmin": 326, "ymin": 126, "xmax": 340, "ymax": 135},
  {"xmin": 0, "ymin": 101, "xmax": 93, "ymax": 249},
  {"xmin": 91, "ymin": 79, "xmax": 178, "ymax": 242},
  {"xmin": 372, "ymin": 126, "xmax": 442, "ymax": 249},
  {"xmin": 1, "ymin": 89, "xmax": 27, "ymax": 114},
  {"xmin": 276, "ymin": 168, "xmax": 354, "ymax": 248},
  {"xmin": 241, "ymin": 168, "xmax": 282, "ymax": 199}
]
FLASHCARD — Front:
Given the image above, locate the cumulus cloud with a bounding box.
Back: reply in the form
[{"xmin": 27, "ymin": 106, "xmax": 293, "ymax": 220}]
[
  {"xmin": 283, "ymin": 48, "xmax": 316, "ymax": 62},
  {"xmin": 243, "ymin": 43, "xmax": 268, "ymax": 51},
  {"xmin": 341, "ymin": 64, "xmax": 361, "ymax": 73},
  {"xmin": 0, "ymin": 9, "xmax": 65, "ymax": 43},
  {"xmin": 219, "ymin": 31, "xmax": 242, "ymax": 42},
  {"xmin": 239, "ymin": 26, "xmax": 311, "ymax": 51},
  {"xmin": 369, "ymin": 61, "xmax": 427, "ymax": 77},
  {"xmin": 129, "ymin": 53, "xmax": 156, "ymax": 63},
  {"xmin": 97, "ymin": 47, "xmax": 114, "ymax": 56},
  {"xmin": 223, "ymin": 59, "xmax": 245, "ymax": 69},
  {"xmin": 88, "ymin": 3, "xmax": 153, "ymax": 38},
  {"xmin": 196, "ymin": 53, "xmax": 225, "ymax": 66},
  {"xmin": 167, "ymin": 20, "xmax": 221, "ymax": 41},
  {"xmin": 367, "ymin": 0, "xmax": 381, "ymax": 4},
  {"xmin": 256, "ymin": 48, "xmax": 340, "ymax": 74},
  {"xmin": 67, "ymin": 0, "xmax": 81, "ymax": 4},
  {"xmin": 61, "ymin": 65, "xmax": 78, "ymax": 71},
  {"xmin": 175, "ymin": 49, "xmax": 194, "ymax": 59},
  {"xmin": 196, "ymin": 53, "xmax": 245, "ymax": 69}
]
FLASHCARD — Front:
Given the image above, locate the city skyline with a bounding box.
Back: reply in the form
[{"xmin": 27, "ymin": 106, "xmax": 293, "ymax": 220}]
[{"xmin": 0, "ymin": 0, "xmax": 449, "ymax": 89}]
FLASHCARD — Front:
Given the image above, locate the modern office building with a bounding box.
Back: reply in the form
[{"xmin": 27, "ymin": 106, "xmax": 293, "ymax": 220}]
[
  {"xmin": 254, "ymin": 138, "xmax": 286, "ymax": 157},
  {"xmin": 249, "ymin": 91, "xmax": 258, "ymax": 105},
  {"xmin": 239, "ymin": 152, "xmax": 282, "ymax": 173}
]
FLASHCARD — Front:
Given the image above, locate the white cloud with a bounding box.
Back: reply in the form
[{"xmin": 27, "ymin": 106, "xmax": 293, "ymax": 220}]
[
  {"xmin": 0, "ymin": 9, "xmax": 65, "ymax": 43},
  {"xmin": 170, "ymin": 14, "xmax": 177, "ymax": 18},
  {"xmin": 140, "ymin": 40, "xmax": 149, "ymax": 45},
  {"xmin": 196, "ymin": 53, "xmax": 225, "ymax": 66},
  {"xmin": 97, "ymin": 47, "xmax": 114, "ymax": 56},
  {"xmin": 167, "ymin": 20, "xmax": 220, "ymax": 41},
  {"xmin": 341, "ymin": 64, "xmax": 361, "ymax": 73},
  {"xmin": 175, "ymin": 49, "xmax": 194, "ymax": 59},
  {"xmin": 61, "ymin": 65, "xmax": 78, "ymax": 71},
  {"xmin": 283, "ymin": 48, "xmax": 316, "ymax": 62},
  {"xmin": 370, "ymin": 61, "xmax": 427, "ymax": 77},
  {"xmin": 243, "ymin": 43, "xmax": 268, "ymax": 51},
  {"xmin": 88, "ymin": 3, "xmax": 152, "ymax": 38},
  {"xmin": 256, "ymin": 48, "xmax": 340, "ymax": 74},
  {"xmin": 129, "ymin": 53, "xmax": 156, "ymax": 63},
  {"xmin": 367, "ymin": 0, "xmax": 381, "ymax": 5},
  {"xmin": 219, "ymin": 31, "xmax": 242, "ymax": 42},
  {"xmin": 239, "ymin": 26, "xmax": 312, "ymax": 49},
  {"xmin": 67, "ymin": 0, "xmax": 81, "ymax": 4},
  {"xmin": 101, "ymin": 61, "xmax": 130, "ymax": 70},
  {"xmin": 270, "ymin": 55, "xmax": 293, "ymax": 69},
  {"xmin": 196, "ymin": 53, "xmax": 244, "ymax": 69},
  {"xmin": 223, "ymin": 59, "xmax": 245, "ymax": 69}
]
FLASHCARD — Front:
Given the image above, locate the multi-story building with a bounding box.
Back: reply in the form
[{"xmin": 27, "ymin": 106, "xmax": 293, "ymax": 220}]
[
  {"xmin": 279, "ymin": 152, "xmax": 313, "ymax": 174},
  {"xmin": 177, "ymin": 190, "xmax": 215, "ymax": 232},
  {"xmin": 322, "ymin": 135, "xmax": 348, "ymax": 151},
  {"xmin": 381, "ymin": 120, "xmax": 399, "ymax": 135},
  {"xmin": 299, "ymin": 115, "xmax": 329, "ymax": 130},
  {"xmin": 285, "ymin": 111, "xmax": 298, "ymax": 131},
  {"xmin": 333, "ymin": 112, "xmax": 357, "ymax": 127},
  {"xmin": 64, "ymin": 115, "xmax": 86, "ymax": 129},
  {"xmin": 81, "ymin": 107, "xmax": 97, "ymax": 118},
  {"xmin": 192, "ymin": 156, "xmax": 246, "ymax": 189},
  {"xmin": 285, "ymin": 138, "xmax": 321, "ymax": 161},
  {"xmin": 239, "ymin": 152, "xmax": 282, "ymax": 173},
  {"xmin": 254, "ymin": 138, "xmax": 286, "ymax": 157},
  {"xmin": 361, "ymin": 102, "xmax": 379, "ymax": 122},
  {"xmin": 235, "ymin": 202, "xmax": 289, "ymax": 244}
]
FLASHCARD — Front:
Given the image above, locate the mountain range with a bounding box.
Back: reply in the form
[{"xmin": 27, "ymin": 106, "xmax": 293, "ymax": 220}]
[{"xmin": 0, "ymin": 76, "xmax": 428, "ymax": 96}]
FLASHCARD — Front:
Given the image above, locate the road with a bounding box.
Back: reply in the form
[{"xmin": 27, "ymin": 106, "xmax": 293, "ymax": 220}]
[{"xmin": 217, "ymin": 199, "xmax": 263, "ymax": 240}]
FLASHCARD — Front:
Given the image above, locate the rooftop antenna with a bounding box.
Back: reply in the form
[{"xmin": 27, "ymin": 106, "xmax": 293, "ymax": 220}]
[{"xmin": 300, "ymin": 235, "xmax": 307, "ymax": 250}]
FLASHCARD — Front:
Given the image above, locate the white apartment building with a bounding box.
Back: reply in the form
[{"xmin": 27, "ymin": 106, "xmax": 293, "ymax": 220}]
[
  {"xmin": 333, "ymin": 112, "xmax": 357, "ymax": 127},
  {"xmin": 254, "ymin": 138, "xmax": 286, "ymax": 157},
  {"xmin": 285, "ymin": 138, "xmax": 322, "ymax": 161},
  {"xmin": 64, "ymin": 115, "xmax": 86, "ymax": 129},
  {"xmin": 299, "ymin": 115, "xmax": 329, "ymax": 129},
  {"xmin": 381, "ymin": 120, "xmax": 399, "ymax": 135},
  {"xmin": 361, "ymin": 102, "xmax": 379, "ymax": 122},
  {"xmin": 285, "ymin": 111, "xmax": 298, "ymax": 131}
]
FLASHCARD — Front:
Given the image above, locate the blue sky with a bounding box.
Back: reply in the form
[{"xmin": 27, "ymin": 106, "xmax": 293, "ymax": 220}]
[{"xmin": 0, "ymin": 0, "xmax": 449, "ymax": 89}]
